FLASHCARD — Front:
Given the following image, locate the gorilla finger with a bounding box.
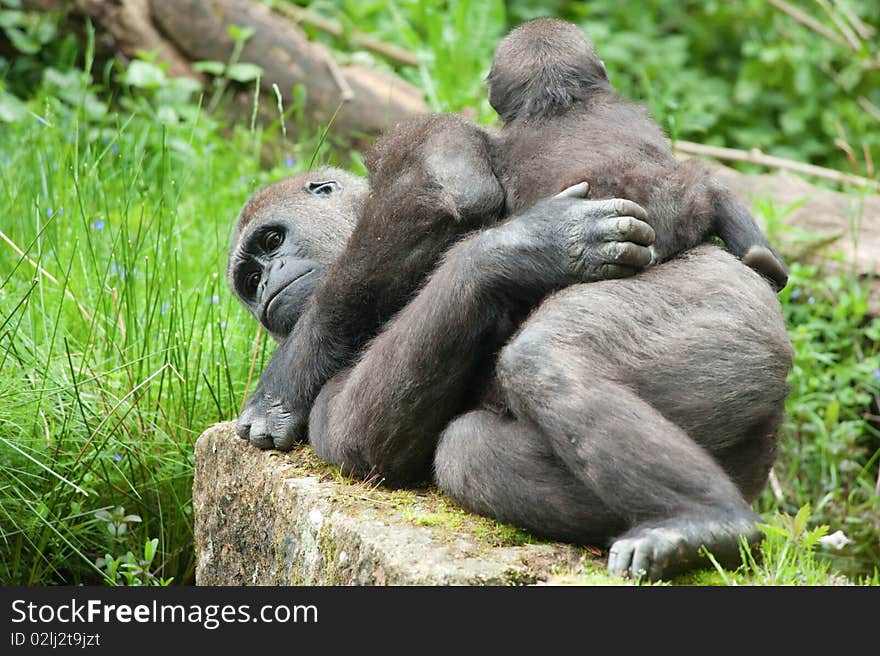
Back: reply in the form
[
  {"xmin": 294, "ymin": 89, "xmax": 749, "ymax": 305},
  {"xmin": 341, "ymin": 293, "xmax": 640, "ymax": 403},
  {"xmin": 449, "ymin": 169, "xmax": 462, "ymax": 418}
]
[
  {"xmin": 597, "ymin": 216, "xmax": 655, "ymax": 246},
  {"xmin": 629, "ymin": 544, "xmax": 653, "ymax": 582},
  {"xmin": 601, "ymin": 242, "xmax": 653, "ymax": 268},
  {"xmin": 598, "ymin": 263, "xmax": 638, "ymax": 280},
  {"xmin": 588, "ymin": 198, "xmax": 649, "ymax": 222},
  {"xmin": 554, "ymin": 181, "xmax": 590, "ymax": 199},
  {"xmin": 264, "ymin": 409, "xmax": 304, "ymax": 451},
  {"xmin": 234, "ymin": 408, "xmax": 254, "ymax": 439},
  {"xmin": 608, "ymin": 539, "xmax": 635, "ymax": 577},
  {"xmin": 248, "ymin": 416, "xmax": 276, "ymax": 450}
]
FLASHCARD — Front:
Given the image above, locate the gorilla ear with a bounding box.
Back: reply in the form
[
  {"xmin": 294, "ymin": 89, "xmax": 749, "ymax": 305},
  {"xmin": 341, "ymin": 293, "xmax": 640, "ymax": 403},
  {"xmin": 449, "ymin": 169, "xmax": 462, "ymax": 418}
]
[{"xmin": 306, "ymin": 180, "xmax": 340, "ymax": 196}]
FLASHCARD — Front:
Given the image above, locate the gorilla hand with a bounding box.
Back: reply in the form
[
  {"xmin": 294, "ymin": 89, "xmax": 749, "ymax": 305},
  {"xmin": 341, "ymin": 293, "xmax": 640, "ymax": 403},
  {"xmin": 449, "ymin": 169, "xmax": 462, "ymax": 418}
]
[
  {"xmin": 485, "ymin": 183, "xmax": 655, "ymax": 289},
  {"xmin": 234, "ymin": 331, "xmax": 319, "ymax": 450},
  {"xmin": 561, "ymin": 197, "xmax": 654, "ymax": 282}
]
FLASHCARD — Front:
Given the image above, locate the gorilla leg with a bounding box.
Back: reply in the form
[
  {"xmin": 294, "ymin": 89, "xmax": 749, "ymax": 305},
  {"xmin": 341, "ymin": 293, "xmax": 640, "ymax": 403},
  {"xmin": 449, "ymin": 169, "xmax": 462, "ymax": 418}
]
[
  {"xmin": 466, "ymin": 249, "xmax": 791, "ymax": 579},
  {"xmin": 434, "ymin": 410, "xmax": 623, "ymax": 544},
  {"xmin": 646, "ymin": 159, "xmax": 788, "ymax": 290},
  {"xmin": 495, "ymin": 336, "xmax": 756, "ymax": 580}
]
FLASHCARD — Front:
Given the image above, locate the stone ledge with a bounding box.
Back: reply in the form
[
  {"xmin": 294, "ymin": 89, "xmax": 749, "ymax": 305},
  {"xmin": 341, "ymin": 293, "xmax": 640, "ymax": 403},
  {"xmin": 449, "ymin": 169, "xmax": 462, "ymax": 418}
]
[{"xmin": 193, "ymin": 422, "xmax": 596, "ymax": 585}]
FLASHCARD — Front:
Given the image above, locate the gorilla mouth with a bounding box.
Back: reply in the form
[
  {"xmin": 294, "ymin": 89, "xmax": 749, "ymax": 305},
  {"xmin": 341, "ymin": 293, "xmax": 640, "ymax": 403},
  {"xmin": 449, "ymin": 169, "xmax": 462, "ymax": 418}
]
[{"xmin": 262, "ymin": 268, "xmax": 315, "ymax": 327}]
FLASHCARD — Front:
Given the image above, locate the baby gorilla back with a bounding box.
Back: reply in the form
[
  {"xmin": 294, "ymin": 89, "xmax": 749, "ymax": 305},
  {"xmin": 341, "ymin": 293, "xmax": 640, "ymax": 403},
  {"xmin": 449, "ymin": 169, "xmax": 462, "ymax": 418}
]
[
  {"xmin": 495, "ymin": 98, "xmax": 675, "ymax": 212},
  {"xmin": 489, "ymin": 18, "xmax": 788, "ymax": 290}
]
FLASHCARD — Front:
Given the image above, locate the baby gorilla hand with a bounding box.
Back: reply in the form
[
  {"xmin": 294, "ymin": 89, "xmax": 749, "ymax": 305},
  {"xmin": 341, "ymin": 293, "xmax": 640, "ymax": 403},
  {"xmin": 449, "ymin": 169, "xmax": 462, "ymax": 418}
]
[{"xmin": 235, "ymin": 354, "xmax": 308, "ymax": 451}]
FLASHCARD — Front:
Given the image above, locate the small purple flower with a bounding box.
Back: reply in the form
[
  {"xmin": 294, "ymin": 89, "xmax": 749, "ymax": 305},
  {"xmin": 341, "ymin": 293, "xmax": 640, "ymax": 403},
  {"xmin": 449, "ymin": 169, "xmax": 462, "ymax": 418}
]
[
  {"xmin": 161, "ymin": 301, "xmax": 170, "ymax": 315},
  {"xmin": 46, "ymin": 208, "xmax": 54, "ymax": 217},
  {"xmin": 133, "ymin": 267, "xmax": 140, "ymax": 277},
  {"xmin": 220, "ymin": 321, "xmax": 229, "ymax": 330},
  {"xmin": 873, "ymin": 370, "xmax": 880, "ymax": 381},
  {"xmin": 113, "ymin": 453, "xmax": 121, "ymax": 463},
  {"xmin": 790, "ymin": 289, "xmax": 800, "ymax": 299},
  {"xmin": 58, "ymin": 207, "xmax": 64, "ymax": 215},
  {"xmin": 284, "ymin": 156, "xmax": 295, "ymax": 168},
  {"xmin": 91, "ymin": 219, "xmax": 105, "ymax": 230},
  {"xmin": 808, "ymin": 297, "xmax": 815, "ymax": 305},
  {"xmin": 210, "ymin": 294, "xmax": 220, "ymax": 304},
  {"xmin": 111, "ymin": 144, "xmax": 119, "ymax": 155}
]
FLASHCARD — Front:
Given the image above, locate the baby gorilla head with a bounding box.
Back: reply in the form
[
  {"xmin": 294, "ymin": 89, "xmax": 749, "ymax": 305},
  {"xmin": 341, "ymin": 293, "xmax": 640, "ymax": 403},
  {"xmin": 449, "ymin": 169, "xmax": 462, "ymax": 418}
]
[
  {"xmin": 228, "ymin": 167, "xmax": 366, "ymax": 339},
  {"xmin": 487, "ymin": 17, "xmax": 608, "ymax": 124}
]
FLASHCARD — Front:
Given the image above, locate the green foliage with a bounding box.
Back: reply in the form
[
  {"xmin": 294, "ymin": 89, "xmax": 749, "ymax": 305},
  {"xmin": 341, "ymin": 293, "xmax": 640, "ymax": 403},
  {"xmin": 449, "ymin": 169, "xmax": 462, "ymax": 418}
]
[
  {"xmin": 744, "ymin": 504, "xmax": 835, "ymax": 585},
  {"xmin": 689, "ymin": 504, "xmax": 855, "ymax": 585},
  {"xmin": 0, "ymin": 0, "xmax": 57, "ymax": 55},
  {"xmin": 196, "ymin": 24, "xmax": 264, "ymax": 113},
  {"xmin": 0, "ymin": 56, "xmax": 292, "ymax": 584},
  {"xmin": 287, "ymin": 0, "xmax": 507, "ymax": 121},
  {"xmin": 96, "ymin": 536, "xmax": 174, "ymax": 586},
  {"xmin": 769, "ymin": 254, "xmax": 880, "ymax": 577}
]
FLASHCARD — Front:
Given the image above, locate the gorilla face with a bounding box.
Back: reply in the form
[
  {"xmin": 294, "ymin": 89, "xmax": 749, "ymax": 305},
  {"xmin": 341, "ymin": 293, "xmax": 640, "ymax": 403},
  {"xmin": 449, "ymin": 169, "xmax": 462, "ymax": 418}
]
[
  {"xmin": 228, "ymin": 167, "xmax": 367, "ymax": 340},
  {"xmin": 232, "ymin": 219, "xmax": 322, "ymax": 338}
]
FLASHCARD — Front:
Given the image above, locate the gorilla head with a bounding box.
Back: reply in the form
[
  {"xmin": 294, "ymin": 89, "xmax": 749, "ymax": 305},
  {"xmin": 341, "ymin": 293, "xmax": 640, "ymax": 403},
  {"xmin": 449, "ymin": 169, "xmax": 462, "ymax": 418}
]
[
  {"xmin": 486, "ymin": 17, "xmax": 608, "ymax": 124},
  {"xmin": 228, "ymin": 167, "xmax": 367, "ymax": 339}
]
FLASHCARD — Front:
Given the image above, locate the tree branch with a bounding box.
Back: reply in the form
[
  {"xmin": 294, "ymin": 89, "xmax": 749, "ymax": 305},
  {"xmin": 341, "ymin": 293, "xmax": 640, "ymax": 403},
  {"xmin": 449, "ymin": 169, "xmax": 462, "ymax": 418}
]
[{"xmin": 674, "ymin": 140, "xmax": 880, "ymax": 191}]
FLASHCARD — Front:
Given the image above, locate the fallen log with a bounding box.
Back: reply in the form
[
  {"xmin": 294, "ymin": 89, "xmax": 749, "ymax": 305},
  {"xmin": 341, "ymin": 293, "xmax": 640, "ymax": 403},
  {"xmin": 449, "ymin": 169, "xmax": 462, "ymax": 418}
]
[{"xmin": 23, "ymin": 0, "xmax": 427, "ymax": 137}]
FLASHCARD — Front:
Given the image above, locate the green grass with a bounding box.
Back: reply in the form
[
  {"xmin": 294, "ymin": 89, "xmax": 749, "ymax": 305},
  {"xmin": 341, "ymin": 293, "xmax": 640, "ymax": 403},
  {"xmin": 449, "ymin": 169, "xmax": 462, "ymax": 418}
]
[
  {"xmin": 0, "ymin": 1, "xmax": 878, "ymax": 586},
  {"xmin": 0, "ymin": 82, "xmax": 289, "ymax": 584}
]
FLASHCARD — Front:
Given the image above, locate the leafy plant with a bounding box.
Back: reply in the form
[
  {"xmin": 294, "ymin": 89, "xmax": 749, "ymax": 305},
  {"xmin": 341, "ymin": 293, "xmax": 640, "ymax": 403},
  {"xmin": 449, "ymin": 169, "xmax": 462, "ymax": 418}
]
[
  {"xmin": 96, "ymin": 538, "xmax": 174, "ymax": 586},
  {"xmin": 94, "ymin": 506, "xmax": 143, "ymax": 540},
  {"xmin": 193, "ymin": 24, "xmax": 264, "ymax": 114}
]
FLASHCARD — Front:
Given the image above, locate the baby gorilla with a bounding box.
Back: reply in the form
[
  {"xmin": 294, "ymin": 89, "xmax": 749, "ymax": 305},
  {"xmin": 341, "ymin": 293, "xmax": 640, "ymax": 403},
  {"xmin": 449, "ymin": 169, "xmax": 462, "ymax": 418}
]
[{"xmin": 488, "ymin": 18, "xmax": 788, "ymax": 290}]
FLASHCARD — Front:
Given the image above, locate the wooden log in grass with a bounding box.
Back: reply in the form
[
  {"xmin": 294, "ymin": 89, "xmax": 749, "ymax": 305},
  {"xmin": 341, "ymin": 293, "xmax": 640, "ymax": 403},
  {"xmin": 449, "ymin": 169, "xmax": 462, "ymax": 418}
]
[{"xmin": 22, "ymin": 0, "xmax": 427, "ymax": 137}]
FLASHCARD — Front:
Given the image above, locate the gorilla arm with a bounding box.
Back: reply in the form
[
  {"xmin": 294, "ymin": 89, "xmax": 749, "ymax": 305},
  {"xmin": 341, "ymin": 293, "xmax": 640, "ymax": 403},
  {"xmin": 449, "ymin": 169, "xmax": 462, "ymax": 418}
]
[{"xmin": 236, "ymin": 114, "xmax": 503, "ymax": 449}]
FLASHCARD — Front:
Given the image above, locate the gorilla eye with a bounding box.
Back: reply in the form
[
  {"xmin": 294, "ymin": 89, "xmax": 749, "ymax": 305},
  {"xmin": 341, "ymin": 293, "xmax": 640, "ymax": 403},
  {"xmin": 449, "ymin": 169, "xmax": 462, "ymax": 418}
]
[
  {"xmin": 246, "ymin": 270, "xmax": 261, "ymax": 294},
  {"xmin": 263, "ymin": 230, "xmax": 283, "ymax": 252},
  {"xmin": 306, "ymin": 180, "xmax": 339, "ymax": 196}
]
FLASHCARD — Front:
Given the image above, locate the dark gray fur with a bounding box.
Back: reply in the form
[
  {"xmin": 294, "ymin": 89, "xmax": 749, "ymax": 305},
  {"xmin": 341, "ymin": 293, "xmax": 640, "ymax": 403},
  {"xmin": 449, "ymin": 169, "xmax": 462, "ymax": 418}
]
[
  {"xmin": 228, "ymin": 163, "xmax": 793, "ymax": 580},
  {"xmin": 488, "ymin": 18, "xmax": 789, "ymax": 290}
]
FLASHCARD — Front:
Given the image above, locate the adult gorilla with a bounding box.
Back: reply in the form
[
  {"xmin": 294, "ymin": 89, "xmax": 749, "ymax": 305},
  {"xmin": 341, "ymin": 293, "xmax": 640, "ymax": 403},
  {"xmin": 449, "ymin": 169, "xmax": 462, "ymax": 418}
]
[{"xmin": 229, "ymin": 165, "xmax": 793, "ymax": 580}]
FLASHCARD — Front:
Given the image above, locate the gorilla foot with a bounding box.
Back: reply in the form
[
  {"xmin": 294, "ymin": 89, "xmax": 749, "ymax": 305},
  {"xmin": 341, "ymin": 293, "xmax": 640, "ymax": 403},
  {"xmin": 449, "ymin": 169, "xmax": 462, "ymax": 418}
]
[
  {"xmin": 607, "ymin": 514, "xmax": 758, "ymax": 581},
  {"xmin": 742, "ymin": 245, "xmax": 789, "ymax": 292}
]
